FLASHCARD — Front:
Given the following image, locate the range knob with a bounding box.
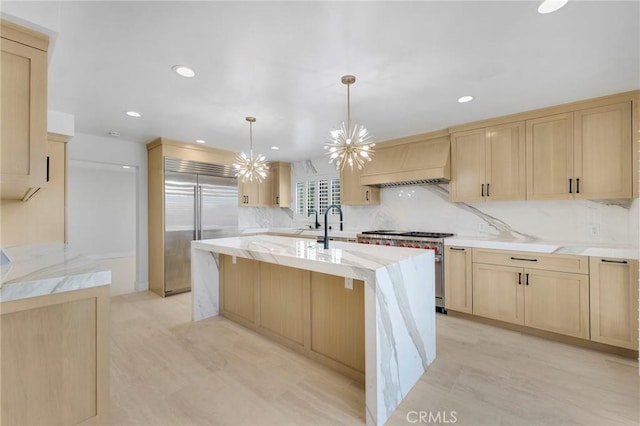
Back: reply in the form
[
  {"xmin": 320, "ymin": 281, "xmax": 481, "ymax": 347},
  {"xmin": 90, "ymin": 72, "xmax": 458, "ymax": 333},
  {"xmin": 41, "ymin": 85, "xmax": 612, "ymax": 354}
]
[
  {"xmin": 385, "ymin": 242, "xmax": 391, "ymax": 246},
  {"xmin": 423, "ymin": 245, "xmax": 431, "ymax": 250}
]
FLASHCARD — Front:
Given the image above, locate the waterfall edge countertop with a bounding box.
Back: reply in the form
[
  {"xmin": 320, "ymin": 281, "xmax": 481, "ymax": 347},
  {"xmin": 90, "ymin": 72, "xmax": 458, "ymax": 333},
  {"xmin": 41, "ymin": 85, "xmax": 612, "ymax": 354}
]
[
  {"xmin": 445, "ymin": 236, "xmax": 639, "ymax": 260},
  {"xmin": 192, "ymin": 234, "xmax": 428, "ymax": 279},
  {"xmin": 191, "ymin": 234, "xmax": 436, "ymax": 426},
  {"xmin": 0, "ymin": 243, "xmax": 111, "ymax": 303}
]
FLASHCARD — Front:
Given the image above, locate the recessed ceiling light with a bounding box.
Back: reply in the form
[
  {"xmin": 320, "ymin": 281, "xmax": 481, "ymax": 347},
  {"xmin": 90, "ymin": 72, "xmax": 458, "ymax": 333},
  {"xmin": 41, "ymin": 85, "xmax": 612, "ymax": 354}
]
[
  {"xmin": 538, "ymin": 0, "xmax": 568, "ymax": 14},
  {"xmin": 172, "ymin": 65, "xmax": 195, "ymax": 78},
  {"xmin": 126, "ymin": 111, "xmax": 141, "ymax": 118},
  {"xmin": 271, "ymin": 146, "xmax": 280, "ymax": 150},
  {"xmin": 122, "ymin": 165, "xmax": 131, "ymax": 169},
  {"xmin": 457, "ymin": 96, "xmax": 474, "ymax": 103},
  {"xmin": 109, "ymin": 131, "xmax": 121, "ymax": 137},
  {"xmin": 195, "ymin": 139, "xmax": 206, "ymax": 144}
]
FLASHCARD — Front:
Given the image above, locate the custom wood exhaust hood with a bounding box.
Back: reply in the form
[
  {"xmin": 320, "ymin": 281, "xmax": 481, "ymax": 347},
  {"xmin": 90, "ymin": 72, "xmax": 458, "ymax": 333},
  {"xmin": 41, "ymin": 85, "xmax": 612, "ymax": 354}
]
[{"xmin": 359, "ymin": 131, "xmax": 451, "ymax": 187}]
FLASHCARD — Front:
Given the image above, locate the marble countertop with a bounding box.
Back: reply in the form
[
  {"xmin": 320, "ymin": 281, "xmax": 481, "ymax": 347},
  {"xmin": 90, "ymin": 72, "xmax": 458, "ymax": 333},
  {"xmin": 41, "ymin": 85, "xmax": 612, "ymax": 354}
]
[
  {"xmin": 1, "ymin": 243, "xmax": 112, "ymax": 303},
  {"xmin": 445, "ymin": 236, "xmax": 639, "ymax": 260},
  {"xmin": 241, "ymin": 227, "xmax": 359, "ymax": 240},
  {"xmin": 193, "ymin": 234, "xmax": 432, "ymax": 280}
]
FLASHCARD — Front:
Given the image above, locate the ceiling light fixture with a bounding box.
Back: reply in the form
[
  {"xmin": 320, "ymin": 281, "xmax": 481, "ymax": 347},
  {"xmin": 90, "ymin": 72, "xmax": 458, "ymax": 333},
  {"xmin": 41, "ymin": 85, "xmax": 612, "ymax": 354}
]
[
  {"xmin": 172, "ymin": 65, "xmax": 195, "ymax": 78},
  {"xmin": 234, "ymin": 116, "xmax": 269, "ymax": 183},
  {"xmin": 538, "ymin": 0, "xmax": 568, "ymax": 14},
  {"xmin": 457, "ymin": 95, "xmax": 474, "ymax": 103},
  {"xmin": 270, "ymin": 146, "xmax": 280, "ymax": 150},
  {"xmin": 195, "ymin": 139, "xmax": 206, "ymax": 144},
  {"xmin": 324, "ymin": 75, "xmax": 374, "ymax": 171},
  {"xmin": 126, "ymin": 111, "xmax": 141, "ymax": 118},
  {"xmin": 109, "ymin": 131, "xmax": 121, "ymax": 137}
]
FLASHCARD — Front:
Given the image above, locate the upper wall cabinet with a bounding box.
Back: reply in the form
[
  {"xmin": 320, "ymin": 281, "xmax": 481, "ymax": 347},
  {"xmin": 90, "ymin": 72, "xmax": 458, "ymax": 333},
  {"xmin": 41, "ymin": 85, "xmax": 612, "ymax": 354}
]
[
  {"xmin": 0, "ymin": 20, "xmax": 49, "ymax": 201},
  {"xmin": 238, "ymin": 162, "xmax": 291, "ymax": 207},
  {"xmin": 573, "ymin": 102, "xmax": 632, "ymax": 199},
  {"xmin": 341, "ymin": 166, "xmax": 380, "ymax": 206},
  {"xmin": 450, "ymin": 121, "xmax": 526, "ymax": 202},
  {"xmin": 270, "ymin": 162, "xmax": 291, "ymax": 207},
  {"xmin": 526, "ymin": 102, "xmax": 632, "ymax": 200},
  {"xmin": 526, "ymin": 113, "xmax": 574, "ymax": 200}
]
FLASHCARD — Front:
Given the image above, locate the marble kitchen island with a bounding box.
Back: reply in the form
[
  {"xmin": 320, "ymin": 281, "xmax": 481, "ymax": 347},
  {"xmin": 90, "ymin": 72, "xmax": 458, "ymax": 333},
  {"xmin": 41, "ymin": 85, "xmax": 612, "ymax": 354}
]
[{"xmin": 191, "ymin": 235, "xmax": 435, "ymax": 426}]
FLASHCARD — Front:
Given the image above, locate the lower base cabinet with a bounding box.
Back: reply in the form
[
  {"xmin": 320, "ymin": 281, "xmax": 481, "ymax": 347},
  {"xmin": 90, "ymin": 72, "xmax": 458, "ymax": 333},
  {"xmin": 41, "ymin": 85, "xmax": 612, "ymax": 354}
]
[
  {"xmin": 471, "ymin": 249, "xmax": 591, "ymax": 341},
  {"xmin": 0, "ymin": 286, "xmax": 110, "ymax": 425},
  {"xmin": 219, "ymin": 255, "xmax": 365, "ymax": 382},
  {"xmin": 590, "ymin": 258, "xmax": 639, "ymax": 350},
  {"xmin": 444, "ymin": 247, "xmax": 473, "ymax": 313}
]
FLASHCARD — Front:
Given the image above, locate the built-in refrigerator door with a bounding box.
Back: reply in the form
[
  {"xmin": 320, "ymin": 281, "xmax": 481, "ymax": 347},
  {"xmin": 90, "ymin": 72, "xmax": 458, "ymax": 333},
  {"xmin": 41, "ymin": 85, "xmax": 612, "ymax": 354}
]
[
  {"xmin": 197, "ymin": 174, "xmax": 239, "ymax": 240},
  {"xmin": 164, "ymin": 171, "xmax": 198, "ymax": 296}
]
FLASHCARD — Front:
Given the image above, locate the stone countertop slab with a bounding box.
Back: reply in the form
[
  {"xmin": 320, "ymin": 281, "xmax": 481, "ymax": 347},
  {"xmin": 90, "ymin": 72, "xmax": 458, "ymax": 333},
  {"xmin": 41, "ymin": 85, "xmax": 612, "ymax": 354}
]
[{"xmin": 1, "ymin": 243, "xmax": 111, "ymax": 303}]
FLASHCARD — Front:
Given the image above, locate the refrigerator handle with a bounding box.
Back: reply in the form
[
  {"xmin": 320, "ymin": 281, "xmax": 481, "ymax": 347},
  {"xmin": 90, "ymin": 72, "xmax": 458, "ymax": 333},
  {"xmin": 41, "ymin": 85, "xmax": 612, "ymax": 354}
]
[
  {"xmin": 193, "ymin": 186, "xmax": 198, "ymax": 241},
  {"xmin": 198, "ymin": 185, "xmax": 203, "ymax": 240}
]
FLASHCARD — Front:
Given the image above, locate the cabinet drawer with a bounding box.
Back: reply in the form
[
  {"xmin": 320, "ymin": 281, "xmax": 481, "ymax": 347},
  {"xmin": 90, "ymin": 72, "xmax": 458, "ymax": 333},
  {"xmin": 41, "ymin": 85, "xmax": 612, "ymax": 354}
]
[{"xmin": 472, "ymin": 248, "xmax": 588, "ymax": 274}]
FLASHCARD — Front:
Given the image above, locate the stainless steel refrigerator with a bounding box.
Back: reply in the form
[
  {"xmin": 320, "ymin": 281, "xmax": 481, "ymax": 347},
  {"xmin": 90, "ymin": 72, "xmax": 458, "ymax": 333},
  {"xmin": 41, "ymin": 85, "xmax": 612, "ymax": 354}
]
[{"xmin": 163, "ymin": 157, "xmax": 239, "ymax": 296}]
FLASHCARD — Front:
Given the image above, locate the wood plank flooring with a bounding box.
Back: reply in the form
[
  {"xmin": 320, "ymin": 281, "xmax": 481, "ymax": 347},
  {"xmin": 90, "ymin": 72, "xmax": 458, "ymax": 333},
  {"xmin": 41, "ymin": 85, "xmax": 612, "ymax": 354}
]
[{"xmin": 108, "ymin": 291, "xmax": 639, "ymax": 425}]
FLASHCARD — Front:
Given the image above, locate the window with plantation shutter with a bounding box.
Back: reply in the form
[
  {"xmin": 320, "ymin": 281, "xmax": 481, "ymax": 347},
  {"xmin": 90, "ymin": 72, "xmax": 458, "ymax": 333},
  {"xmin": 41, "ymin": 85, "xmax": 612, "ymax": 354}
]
[{"xmin": 293, "ymin": 175, "xmax": 341, "ymax": 220}]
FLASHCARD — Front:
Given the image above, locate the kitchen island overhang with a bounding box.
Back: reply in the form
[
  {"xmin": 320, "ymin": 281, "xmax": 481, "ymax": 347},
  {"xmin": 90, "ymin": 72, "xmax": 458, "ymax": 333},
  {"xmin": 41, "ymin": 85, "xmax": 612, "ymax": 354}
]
[{"xmin": 191, "ymin": 235, "xmax": 435, "ymax": 426}]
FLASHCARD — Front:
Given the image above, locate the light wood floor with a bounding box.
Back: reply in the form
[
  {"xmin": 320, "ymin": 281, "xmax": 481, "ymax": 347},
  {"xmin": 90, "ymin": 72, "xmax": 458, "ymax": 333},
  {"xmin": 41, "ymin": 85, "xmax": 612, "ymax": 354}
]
[{"xmin": 108, "ymin": 291, "xmax": 639, "ymax": 425}]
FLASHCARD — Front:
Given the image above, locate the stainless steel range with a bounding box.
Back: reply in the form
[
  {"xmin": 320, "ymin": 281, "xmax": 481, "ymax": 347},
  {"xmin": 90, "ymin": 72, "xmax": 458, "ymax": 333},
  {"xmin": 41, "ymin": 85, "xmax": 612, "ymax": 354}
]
[{"xmin": 356, "ymin": 230, "xmax": 454, "ymax": 313}]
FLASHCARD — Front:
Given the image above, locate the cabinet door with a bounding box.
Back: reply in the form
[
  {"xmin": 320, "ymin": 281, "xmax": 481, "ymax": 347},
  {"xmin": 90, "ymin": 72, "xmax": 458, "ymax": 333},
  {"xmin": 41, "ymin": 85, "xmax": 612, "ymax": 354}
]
[
  {"xmin": 0, "ymin": 37, "xmax": 47, "ymax": 197},
  {"xmin": 444, "ymin": 247, "xmax": 472, "ymax": 313},
  {"xmin": 340, "ymin": 166, "xmax": 379, "ymax": 205},
  {"xmin": 523, "ymin": 269, "xmax": 589, "ymax": 339},
  {"xmin": 472, "ymin": 263, "xmax": 524, "ymax": 325},
  {"xmin": 526, "ymin": 113, "xmax": 574, "ymax": 200},
  {"xmin": 258, "ymin": 262, "xmax": 307, "ymax": 346},
  {"xmin": 220, "ymin": 255, "xmax": 257, "ymax": 327},
  {"xmin": 485, "ymin": 122, "xmax": 526, "ymax": 201},
  {"xmin": 589, "ymin": 258, "xmax": 639, "ymax": 349},
  {"xmin": 450, "ymin": 129, "xmax": 486, "ymax": 202},
  {"xmin": 574, "ymin": 102, "xmax": 632, "ymax": 199},
  {"xmin": 257, "ymin": 173, "xmax": 272, "ymax": 206},
  {"xmin": 238, "ymin": 181, "xmax": 260, "ymax": 206},
  {"xmin": 271, "ymin": 163, "xmax": 291, "ymax": 207}
]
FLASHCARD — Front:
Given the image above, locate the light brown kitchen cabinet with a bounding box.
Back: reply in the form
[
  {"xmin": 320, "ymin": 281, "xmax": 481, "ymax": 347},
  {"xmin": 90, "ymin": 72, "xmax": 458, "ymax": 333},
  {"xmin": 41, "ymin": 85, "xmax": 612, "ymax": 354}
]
[
  {"xmin": 523, "ymin": 269, "xmax": 589, "ymax": 339},
  {"xmin": 526, "ymin": 113, "xmax": 574, "ymax": 200},
  {"xmin": 270, "ymin": 161, "xmax": 291, "ymax": 207},
  {"xmin": 589, "ymin": 257, "xmax": 639, "ymax": 350},
  {"xmin": 450, "ymin": 121, "xmax": 525, "ymax": 202},
  {"xmin": 340, "ymin": 165, "xmax": 380, "ymax": 205},
  {"xmin": 238, "ymin": 180, "xmax": 262, "ymax": 206},
  {"xmin": 444, "ymin": 246, "xmax": 473, "ymax": 314},
  {"xmin": 472, "ymin": 248, "xmax": 590, "ymax": 339},
  {"xmin": 526, "ymin": 102, "xmax": 632, "ymax": 200},
  {"xmin": 220, "ymin": 254, "xmax": 257, "ymax": 327},
  {"xmin": 573, "ymin": 102, "xmax": 632, "ymax": 199},
  {"xmin": 0, "ymin": 20, "xmax": 49, "ymax": 201},
  {"xmin": 473, "ymin": 263, "xmax": 524, "ymax": 324}
]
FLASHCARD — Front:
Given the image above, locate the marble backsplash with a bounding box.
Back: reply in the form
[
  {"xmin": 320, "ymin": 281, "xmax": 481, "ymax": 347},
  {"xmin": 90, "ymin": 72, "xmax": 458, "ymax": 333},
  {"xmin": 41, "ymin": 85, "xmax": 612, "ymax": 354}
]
[{"xmin": 238, "ymin": 158, "xmax": 639, "ymax": 245}]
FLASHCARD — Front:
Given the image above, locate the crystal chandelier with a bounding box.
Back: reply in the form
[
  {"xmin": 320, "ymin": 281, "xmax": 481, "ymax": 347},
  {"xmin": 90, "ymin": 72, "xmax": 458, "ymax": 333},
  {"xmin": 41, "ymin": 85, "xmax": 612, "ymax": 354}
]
[
  {"xmin": 325, "ymin": 75, "xmax": 375, "ymax": 171},
  {"xmin": 234, "ymin": 116, "xmax": 269, "ymax": 183}
]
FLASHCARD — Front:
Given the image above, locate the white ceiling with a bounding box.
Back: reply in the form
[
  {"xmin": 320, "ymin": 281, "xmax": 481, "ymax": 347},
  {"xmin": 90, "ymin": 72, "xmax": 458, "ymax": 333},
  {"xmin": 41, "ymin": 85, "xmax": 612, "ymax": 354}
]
[{"xmin": 4, "ymin": 1, "xmax": 640, "ymax": 161}]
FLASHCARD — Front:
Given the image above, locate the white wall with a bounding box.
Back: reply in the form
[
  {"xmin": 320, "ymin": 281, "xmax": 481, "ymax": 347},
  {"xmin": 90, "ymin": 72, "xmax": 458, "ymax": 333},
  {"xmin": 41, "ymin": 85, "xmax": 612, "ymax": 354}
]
[{"xmin": 67, "ymin": 132, "xmax": 148, "ymax": 291}]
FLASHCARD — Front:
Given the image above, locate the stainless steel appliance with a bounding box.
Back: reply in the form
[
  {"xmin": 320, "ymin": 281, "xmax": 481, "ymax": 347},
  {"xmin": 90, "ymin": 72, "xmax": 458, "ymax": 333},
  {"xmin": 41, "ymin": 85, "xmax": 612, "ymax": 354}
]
[
  {"xmin": 163, "ymin": 157, "xmax": 239, "ymax": 296},
  {"xmin": 356, "ymin": 230, "xmax": 454, "ymax": 312}
]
